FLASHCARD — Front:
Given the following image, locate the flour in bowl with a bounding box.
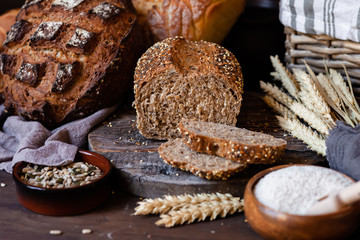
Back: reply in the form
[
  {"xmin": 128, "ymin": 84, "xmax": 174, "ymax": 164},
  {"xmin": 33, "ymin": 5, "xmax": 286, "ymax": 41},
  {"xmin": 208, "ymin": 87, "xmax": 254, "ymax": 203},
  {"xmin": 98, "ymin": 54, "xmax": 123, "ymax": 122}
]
[{"xmin": 254, "ymin": 165, "xmax": 353, "ymax": 215}]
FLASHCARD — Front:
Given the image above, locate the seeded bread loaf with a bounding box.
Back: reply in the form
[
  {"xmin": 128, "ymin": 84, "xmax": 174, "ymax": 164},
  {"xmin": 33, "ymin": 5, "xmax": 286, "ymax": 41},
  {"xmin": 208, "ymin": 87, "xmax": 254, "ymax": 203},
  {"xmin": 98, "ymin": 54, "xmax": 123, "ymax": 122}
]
[
  {"xmin": 0, "ymin": 0, "xmax": 140, "ymax": 128},
  {"xmin": 179, "ymin": 119, "xmax": 287, "ymax": 164},
  {"xmin": 134, "ymin": 36, "xmax": 243, "ymax": 140},
  {"xmin": 158, "ymin": 138, "xmax": 246, "ymax": 180}
]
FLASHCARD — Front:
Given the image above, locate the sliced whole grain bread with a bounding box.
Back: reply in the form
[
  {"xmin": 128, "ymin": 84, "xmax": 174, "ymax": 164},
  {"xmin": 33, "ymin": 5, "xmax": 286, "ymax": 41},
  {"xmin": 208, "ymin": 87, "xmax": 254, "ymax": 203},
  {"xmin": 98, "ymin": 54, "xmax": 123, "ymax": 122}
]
[
  {"xmin": 158, "ymin": 138, "xmax": 246, "ymax": 180},
  {"xmin": 179, "ymin": 119, "xmax": 287, "ymax": 164}
]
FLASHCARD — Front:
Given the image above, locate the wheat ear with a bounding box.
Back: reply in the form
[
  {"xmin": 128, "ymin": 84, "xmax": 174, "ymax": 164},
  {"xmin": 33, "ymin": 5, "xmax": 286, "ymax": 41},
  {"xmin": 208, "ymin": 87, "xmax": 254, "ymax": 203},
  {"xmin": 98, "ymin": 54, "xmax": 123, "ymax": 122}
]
[
  {"xmin": 277, "ymin": 116, "xmax": 326, "ymax": 156},
  {"xmin": 304, "ymin": 62, "xmax": 356, "ymax": 127},
  {"xmin": 326, "ymin": 68, "xmax": 360, "ymax": 124},
  {"xmin": 317, "ymin": 73, "xmax": 340, "ymax": 106},
  {"xmin": 155, "ymin": 198, "xmax": 244, "ymax": 228},
  {"xmin": 134, "ymin": 193, "xmax": 235, "ymax": 215},
  {"xmin": 270, "ymin": 55, "xmax": 299, "ymax": 97},
  {"xmin": 289, "ymin": 102, "xmax": 331, "ymax": 136},
  {"xmin": 329, "ymin": 69, "xmax": 353, "ymax": 105},
  {"xmin": 260, "ymin": 81, "xmax": 293, "ymax": 107},
  {"xmin": 263, "ymin": 95, "xmax": 296, "ymax": 119},
  {"xmin": 343, "ymin": 66, "xmax": 360, "ymax": 115},
  {"xmin": 293, "ymin": 68, "xmax": 334, "ymax": 125}
]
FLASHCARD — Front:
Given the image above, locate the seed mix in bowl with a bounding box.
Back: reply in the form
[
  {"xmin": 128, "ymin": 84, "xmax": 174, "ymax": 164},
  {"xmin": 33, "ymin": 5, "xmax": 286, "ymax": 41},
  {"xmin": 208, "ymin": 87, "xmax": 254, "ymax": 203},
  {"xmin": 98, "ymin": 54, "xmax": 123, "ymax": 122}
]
[{"xmin": 20, "ymin": 162, "xmax": 104, "ymax": 188}]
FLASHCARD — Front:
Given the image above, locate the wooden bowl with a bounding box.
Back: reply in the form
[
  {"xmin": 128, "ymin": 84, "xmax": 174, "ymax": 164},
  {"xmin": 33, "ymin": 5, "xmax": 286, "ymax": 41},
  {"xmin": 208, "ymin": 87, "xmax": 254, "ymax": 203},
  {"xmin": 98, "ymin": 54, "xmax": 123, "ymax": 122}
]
[
  {"xmin": 244, "ymin": 164, "xmax": 360, "ymax": 240},
  {"xmin": 12, "ymin": 150, "xmax": 112, "ymax": 216}
]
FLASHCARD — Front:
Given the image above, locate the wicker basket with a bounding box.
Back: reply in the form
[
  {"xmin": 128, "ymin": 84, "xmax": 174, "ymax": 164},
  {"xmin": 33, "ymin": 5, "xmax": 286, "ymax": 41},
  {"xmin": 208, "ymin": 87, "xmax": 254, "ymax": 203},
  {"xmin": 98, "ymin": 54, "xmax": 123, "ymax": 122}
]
[{"xmin": 284, "ymin": 26, "xmax": 360, "ymax": 95}]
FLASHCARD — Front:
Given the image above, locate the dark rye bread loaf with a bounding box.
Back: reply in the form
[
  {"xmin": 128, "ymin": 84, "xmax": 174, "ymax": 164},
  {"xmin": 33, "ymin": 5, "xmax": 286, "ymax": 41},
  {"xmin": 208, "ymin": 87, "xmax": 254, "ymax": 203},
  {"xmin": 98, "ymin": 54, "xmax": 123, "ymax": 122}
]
[
  {"xmin": 0, "ymin": 0, "xmax": 140, "ymax": 128},
  {"xmin": 179, "ymin": 119, "xmax": 287, "ymax": 164},
  {"xmin": 134, "ymin": 36, "xmax": 243, "ymax": 140},
  {"xmin": 158, "ymin": 138, "xmax": 246, "ymax": 180}
]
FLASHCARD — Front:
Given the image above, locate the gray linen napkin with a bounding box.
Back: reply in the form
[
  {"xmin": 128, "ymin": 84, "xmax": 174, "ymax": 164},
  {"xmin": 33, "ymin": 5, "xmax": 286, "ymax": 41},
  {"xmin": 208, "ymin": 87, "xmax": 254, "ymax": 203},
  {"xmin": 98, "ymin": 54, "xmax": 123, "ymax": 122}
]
[
  {"xmin": 326, "ymin": 121, "xmax": 360, "ymax": 181},
  {"xmin": 0, "ymin": 104, "xmax": 116, "ymax": 173}
]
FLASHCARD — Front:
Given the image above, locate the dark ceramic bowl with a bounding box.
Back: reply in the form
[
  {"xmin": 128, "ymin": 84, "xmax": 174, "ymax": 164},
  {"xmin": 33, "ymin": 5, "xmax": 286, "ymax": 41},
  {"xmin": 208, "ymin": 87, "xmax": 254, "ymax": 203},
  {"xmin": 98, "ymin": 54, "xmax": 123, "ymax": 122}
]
[
  {"xmin": 13, "ymin": 150, "xmax": 112, "ymax": 216},
  {"xmin": 244, "ymin": 164, "xmax": 360, "ymax": 240}
]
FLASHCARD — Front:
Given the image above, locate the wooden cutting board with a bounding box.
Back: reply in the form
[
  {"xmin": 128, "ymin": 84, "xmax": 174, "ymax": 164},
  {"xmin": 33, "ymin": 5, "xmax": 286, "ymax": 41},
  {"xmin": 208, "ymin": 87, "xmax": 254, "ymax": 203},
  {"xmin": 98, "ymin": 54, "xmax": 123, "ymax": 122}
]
[{"xmin": 88, "ymin": 92, "xmax": 325, "ymax": 198}]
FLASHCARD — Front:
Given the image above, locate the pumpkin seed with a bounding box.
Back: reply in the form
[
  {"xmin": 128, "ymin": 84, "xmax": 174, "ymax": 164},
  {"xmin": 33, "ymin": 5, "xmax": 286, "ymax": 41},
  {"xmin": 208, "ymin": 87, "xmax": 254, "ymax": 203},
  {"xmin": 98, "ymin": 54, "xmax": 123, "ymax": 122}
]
[{"xmin": 20, "ymin": 162, "xmax": 103, "ymax": 189}]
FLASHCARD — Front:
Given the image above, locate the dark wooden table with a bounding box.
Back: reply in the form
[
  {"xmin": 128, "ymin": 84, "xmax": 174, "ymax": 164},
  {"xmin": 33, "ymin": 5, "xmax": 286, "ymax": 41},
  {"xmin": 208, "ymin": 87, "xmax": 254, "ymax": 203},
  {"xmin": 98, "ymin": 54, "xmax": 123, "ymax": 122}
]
[
  {"xmin": 2, "ymin": 91, "xmax": 360, "ymax": 240},
  {"xmin": 0, "ymin": 169, "xmax": 263, "ymax": 240},
  {"xmin": 0, "ymin": 94, "xmax": 266, "ymax": 240}
]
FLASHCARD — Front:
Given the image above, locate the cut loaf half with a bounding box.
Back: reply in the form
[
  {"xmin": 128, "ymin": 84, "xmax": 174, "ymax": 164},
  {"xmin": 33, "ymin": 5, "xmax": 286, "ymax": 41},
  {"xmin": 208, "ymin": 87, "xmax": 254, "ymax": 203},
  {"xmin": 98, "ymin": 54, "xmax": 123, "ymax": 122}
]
[
  {"xmin": 158, "ymin": 138, "xmax": 246, "ymax": 180},
  {"xmin": 179, "ymin": 119, "xmax": 287, "ymax": 164},
  {"xmin": 134, "ymin": 36, "xmax": 243, "ymax": 140}
]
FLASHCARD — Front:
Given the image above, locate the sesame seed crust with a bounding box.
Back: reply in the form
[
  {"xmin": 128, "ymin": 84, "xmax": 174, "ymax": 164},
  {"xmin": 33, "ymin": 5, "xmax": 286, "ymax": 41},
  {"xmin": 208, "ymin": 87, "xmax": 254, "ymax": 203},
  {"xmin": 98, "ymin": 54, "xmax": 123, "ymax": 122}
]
[{"xmin": 134, "ymin": 36, "xmax": 243, "ymax": 93}]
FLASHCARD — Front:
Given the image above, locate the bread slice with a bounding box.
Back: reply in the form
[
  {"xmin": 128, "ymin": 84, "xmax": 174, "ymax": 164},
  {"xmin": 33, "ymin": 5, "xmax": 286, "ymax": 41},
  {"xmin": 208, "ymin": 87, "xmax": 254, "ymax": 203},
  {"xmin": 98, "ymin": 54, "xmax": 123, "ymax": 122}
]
[
  {"xmin": 134, "ymin": 36, "xmax": 243, "ymax": 140},
  {"xmin": 158, "ymin": 138, "xmax": 246, "ymax": 180},
  {"xmin": 179, "ymin": 119, "xmax": 287, "ymax": 164}
]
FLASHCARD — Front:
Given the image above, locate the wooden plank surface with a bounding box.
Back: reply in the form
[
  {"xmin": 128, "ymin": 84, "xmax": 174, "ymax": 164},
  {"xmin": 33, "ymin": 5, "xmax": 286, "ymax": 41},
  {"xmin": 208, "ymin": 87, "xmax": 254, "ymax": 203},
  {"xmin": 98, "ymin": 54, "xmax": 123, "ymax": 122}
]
[{"xmin": 88, "ymin": 92, "xmax": 326, "ymax": 198}]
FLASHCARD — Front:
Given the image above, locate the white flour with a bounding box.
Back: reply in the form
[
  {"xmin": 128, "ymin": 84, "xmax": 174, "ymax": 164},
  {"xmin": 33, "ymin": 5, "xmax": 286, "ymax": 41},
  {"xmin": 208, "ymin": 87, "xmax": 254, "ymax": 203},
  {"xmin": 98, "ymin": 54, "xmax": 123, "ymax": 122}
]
[{"xmin": 254, "ymin": 165, "xmax": 353, "ymax": 215}]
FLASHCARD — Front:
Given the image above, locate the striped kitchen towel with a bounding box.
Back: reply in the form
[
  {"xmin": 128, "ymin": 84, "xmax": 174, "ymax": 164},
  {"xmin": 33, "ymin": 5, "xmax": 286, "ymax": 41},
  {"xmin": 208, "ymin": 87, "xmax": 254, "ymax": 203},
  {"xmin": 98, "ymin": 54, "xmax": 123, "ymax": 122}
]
[{"xmin": 279, "ymin": 0, "xmax": 360, "ymax": 42}]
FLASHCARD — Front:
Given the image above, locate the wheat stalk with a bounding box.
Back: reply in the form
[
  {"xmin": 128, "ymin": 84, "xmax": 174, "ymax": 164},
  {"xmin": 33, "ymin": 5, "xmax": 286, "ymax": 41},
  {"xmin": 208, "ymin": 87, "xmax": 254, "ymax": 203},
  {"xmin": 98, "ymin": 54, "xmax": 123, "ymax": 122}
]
[
  {"xmin": 317, "ymin": 73, "xmax": 340, "ymax": 106},
  {"xmin": 260, "ymin": 81, "xmax": 293, "ymax": 107},
  {"xmin": 263, "ymin": 57, "xmax": 360, "ymax": 155},
  {"xmin": 293, "ymin": 68, "xmax": 335, "ymax": 125},
  {"xmin": 155, "ymin": 198, "xmax": 244, "ymax": 228},
  {"xmin": 347, "ymin": 109, "xmax": 360, "ymax": 124},
  {"xmin": 270, "ymin": 55, "xmax": 299, "ymax": 97},
  {"xmin": 289, "ymin": 102, "xmax": 331, "ymax": 136},
  {"xmin": 304, "ymin": 62, "xmax": 357, "ymax": 127},
  {"xmin": 325, "ymin": 69, "xmax": 360, "ymax": 124},
  {"xmin": 263, "ymin": 95, "xmax": 296, "ymax": 119},
  {"xmin": 297, "ymin": 90, "xmax": 336, "ymax": 128},
  {"xmin": 134, "ymin": 193, "xmax": 235, "ymax": 215},
  {"xmin": 134, "ymin": 193, "xmax": 243, "ymax": 227},
  {"xmin": 277, "ymin": 116, "xmax": 326, "ymax": 156},
  {"xmin": 329, "ymin": 69, "xmax": 353, "ymax": 105},
  {"xmin": 343, "ymin": 67, "xmax": 360, "ymax": 115}
]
